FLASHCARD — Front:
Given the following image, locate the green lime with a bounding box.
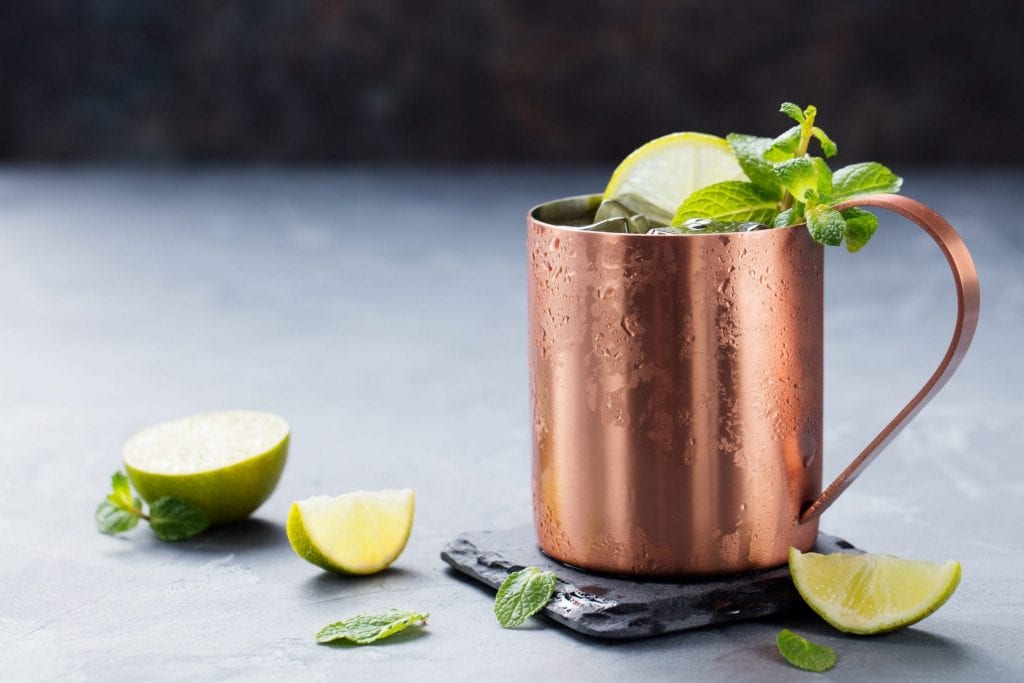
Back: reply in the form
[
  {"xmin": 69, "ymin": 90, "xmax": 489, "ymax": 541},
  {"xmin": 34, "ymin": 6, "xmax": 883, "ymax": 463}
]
[
  {"xmin": 123, "ymin": 410, "xmax": 289, "ymax": 525},
  {"xmin": 789, "ymin": 547, "xmax": 961, "ymax": 634},
  {"xmin": 287, "ymin": 489, "xmax": 415, "ymax": 575},
  {"xmin": 603, "ymin": 132, "xmax": 747, "ymax": 223}
]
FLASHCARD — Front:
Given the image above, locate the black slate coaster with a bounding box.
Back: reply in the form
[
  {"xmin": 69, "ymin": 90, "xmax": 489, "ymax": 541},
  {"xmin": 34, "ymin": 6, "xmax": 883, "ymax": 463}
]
[{"xmin": 441, "ymin": 525, "xmax": 861, "ymax": 640}]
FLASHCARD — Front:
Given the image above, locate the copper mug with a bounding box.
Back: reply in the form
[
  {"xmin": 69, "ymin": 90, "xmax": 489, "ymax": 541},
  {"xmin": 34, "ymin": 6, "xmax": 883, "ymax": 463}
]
[{"xmin": 527, "ymin": 193, "xmax": 979, "ymax": 576}]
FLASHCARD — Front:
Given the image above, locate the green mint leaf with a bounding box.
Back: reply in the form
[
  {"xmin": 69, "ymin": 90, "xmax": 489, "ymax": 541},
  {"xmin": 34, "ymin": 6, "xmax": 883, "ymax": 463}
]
[
  {"xmin": 149, "ymin": 497, "xmax": 209, "ymax": 542},
  {"xmin": 672, "ymin": 181, "xmax": 779, "ymax": 225},
  {"xmin": 773, "ymin": 158, "xmax": 821, "ymax": 204},
  {"xmin": 494, "ymin": 566, "xmax": 557, "ymax": 628},
  {"xmin": 780, "ymin": 102, "xmax": 805, "ymax": 124},
  {"xmin": 829, "ymin": 162, "xmax": 903, "ymax": 202},
  {"xmin": 776, "ymin": 629, "xmax": 837, "ymax": 672},
  {"xmin": 802, "ymin": 104, "xmax": 818, "ymax": 122},
  {"xmin": 726, "ymin": 134, "xmax": 783, "ymax": 198},
  {"xmin": 840, "ymin": 207, "xmax": 879, "ymax": 252},
  {"xmin": 812, "ymin": 157, "xmax": 833, "ymax": 198},
  {"xmin": 109, "ymin": 471, "xmax": 136, "ymax": 510},
  {"xmin": 773, "ymin": 207, "xmax": 801, "ymax": 228},
  {"xmin": 811, "ymin": 126, "xmax": 837, "ymax": 157},
  {"xmin": 96, "ymin": 500, "xmax": 140, "ymax": 534},
  {"xmin": 806, "ymin": 204, "xmax": 847, "ymax": 246},
  {"xmin": 764, "ymin": 126, "xmax": 802, "ymax": 162},
  {"xmin": 317, "ymin": 609, "xmax": 429, "ymax": 645},
  {"xmin": 106, "ymin": 492, "xmax": 142, "ymax": 511}
]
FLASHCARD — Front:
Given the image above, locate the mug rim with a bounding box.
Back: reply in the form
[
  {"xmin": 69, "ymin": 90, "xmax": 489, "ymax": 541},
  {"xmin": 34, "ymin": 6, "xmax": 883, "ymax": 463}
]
[{"xmin": 528, "ymin": 192, "xmax": 809, "ymax": 238}]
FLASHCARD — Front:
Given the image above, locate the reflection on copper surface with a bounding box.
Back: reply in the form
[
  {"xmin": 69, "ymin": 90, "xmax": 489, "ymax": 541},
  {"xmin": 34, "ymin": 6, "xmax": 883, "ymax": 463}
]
[{"xmin": 527, "ymin": 193, "xmax": 978, "ymax": 577}]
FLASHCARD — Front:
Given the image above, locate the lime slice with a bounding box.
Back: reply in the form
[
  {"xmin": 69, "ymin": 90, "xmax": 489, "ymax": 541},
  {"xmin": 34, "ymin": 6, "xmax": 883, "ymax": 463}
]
[
  {"xmin": 603, "ymin": 132, "xmax": 747, "ymax": 223},
  {"xmin": 789, "ymin": 547, "xmax": 961, "ymax": 634},
  {"xmin": 123, "ymin": 410, "xmax": 289, "ymax": 525},
  {"xmin": 287, "ymin": 489, "xmax": 415, "ymax": 575}
]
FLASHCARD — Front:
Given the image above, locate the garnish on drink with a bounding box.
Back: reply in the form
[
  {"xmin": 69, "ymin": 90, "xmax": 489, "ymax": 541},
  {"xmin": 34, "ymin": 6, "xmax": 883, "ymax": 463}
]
[{"xmin": 596, "ymin": 102, "xmax": 903, "ymax": 251}]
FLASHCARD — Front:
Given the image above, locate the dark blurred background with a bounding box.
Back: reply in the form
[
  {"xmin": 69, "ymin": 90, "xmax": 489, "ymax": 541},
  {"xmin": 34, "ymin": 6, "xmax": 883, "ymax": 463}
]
[{"xmin": 2, "ymin": 0, "xmax": 1021, "ymax": 164}]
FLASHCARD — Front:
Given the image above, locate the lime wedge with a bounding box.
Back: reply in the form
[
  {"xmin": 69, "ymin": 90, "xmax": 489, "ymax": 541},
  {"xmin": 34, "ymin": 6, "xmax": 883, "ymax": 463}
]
[
  {"xmin": 123, "ymin": 410, "xmax": 289, "ymax": 525},
  {"xmin": 287, "ymin": 489, "xmax": 415, "ymax": 575},
  {"xmin": 603, "ymin": 132, "xmax": 746, "ymax": 224},
  {"xmin": 789, "ymin": 547, "xmax": 961, "ymax": 634}
]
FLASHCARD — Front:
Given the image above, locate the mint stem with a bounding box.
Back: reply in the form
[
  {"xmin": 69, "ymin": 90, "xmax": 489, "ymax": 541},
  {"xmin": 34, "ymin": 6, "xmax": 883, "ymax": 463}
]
[{"xmin": 779, "ymin": 109, "xmax": 817, "ymax": 212}]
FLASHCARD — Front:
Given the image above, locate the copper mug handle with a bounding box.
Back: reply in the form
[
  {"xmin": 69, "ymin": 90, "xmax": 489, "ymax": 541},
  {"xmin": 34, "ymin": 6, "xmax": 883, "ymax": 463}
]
[{"xmin": 799, "ymin": 194, "xmax": 981, "ymax": 524}]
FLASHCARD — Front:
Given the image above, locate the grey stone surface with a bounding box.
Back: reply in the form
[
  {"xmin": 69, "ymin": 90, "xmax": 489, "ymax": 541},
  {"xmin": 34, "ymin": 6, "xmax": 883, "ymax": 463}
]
[
  {"xmin": 0, "ymin": 168, "xmax": 1021, "ymax": 681},
  {"xmin": 441, "ymin": 526, "xmax": 859, "ymax": 639}
]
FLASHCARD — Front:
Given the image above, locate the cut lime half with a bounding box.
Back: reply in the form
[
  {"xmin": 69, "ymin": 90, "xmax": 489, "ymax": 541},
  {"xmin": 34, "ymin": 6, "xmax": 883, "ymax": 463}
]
[{"xmin": 123, "ymin": 410, "xmax": 289, "ymax": 525}]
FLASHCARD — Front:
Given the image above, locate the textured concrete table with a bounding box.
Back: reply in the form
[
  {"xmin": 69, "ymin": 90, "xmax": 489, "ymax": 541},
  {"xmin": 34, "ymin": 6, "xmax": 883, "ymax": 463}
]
[{"xmin": 0, "ymin": 168, "xmax": 1020, "ymax": 681}]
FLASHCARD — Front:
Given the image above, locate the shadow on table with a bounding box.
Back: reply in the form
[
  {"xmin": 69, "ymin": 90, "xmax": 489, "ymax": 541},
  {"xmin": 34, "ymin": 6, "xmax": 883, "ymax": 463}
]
[
  {"xmin": 301, "ymin": 566, "xmax": 419, "ymax": 601},
  {"xmin": 132, "ymin": 517, "xmax": 289, "ymax": 555}
]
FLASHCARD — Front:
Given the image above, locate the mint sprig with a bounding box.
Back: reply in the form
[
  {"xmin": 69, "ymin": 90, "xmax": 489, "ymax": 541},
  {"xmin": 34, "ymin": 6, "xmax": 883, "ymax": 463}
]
[
  {"xmin": 316, "ymin": 609, "xmax": 429, "ymax": 645},
  {"xmin": 494, "ymin": 566, "xmax": 557, "ymax": 628},
  {"xmin": 673, "ymin": 102, "xmax": 902, "ymax": 251},
  {"xmin": 776, "ymin": 629, "xmax": 837, "ymax": 672},
  {"xmin": 95, "ymin": 471, "xmax": 209, "ymax": 542}
]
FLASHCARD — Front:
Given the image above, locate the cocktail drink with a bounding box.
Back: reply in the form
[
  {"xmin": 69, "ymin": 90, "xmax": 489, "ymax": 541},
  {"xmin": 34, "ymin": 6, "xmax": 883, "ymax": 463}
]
[{"xmin": 528, "ymin": 104, "xmax": 979, "ymax": 577}]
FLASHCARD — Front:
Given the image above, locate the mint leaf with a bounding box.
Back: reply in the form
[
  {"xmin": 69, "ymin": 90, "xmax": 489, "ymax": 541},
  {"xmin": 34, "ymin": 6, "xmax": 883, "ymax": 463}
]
[
  {"xmin": 841, "ymin": 207, "xmax": 879, "ymax": 252},
  {"xmin": 765, "ymin": 126, "xmax": 802, "ymax": 162},
  {"xmin": 777, "ymin": 629, "xmax": 837, "ymax": 672},
  {"xmin": 494, "ymin": 566, "xmax": 557, "ymax": 628},
  {"xmin": 95, "ymin": 500, "xmax": 140, "ymax": 534},
  {"xmin": 811, "ymin": 126, "xmax": 837, "ymax": 157},
  {"xmin": 806, "ymin": 204, "xmax": 847, "ymax": 246},
  {"xmin": 317, "ymin": 609, "xmax": 428, "ymax": 645},
  {"xmin": 829, "ymin": 162, "xmax": 902, "ymax": 202},
  {"xmin": 773, "ymin": 158, "xmax": 821, "ymax": 204},
  {"xmin": 149, "ymin": 497, "xmax": 209, "ymax": 542},
  {"xmin": 726, "ymin": 134, "xmax": 783, "ymax": 197},
  {"xmin": 672, "ymin": 181, "xmax": 779, "ymax": 225},
  {"xmin": 108, "ymin": 471, "xmax": 140, "ymax": 511},
  {"xmin": 812, "ymin": 157, "xmax": 833, "ymax": 198},
  {"xmin": 772, "ymin": 207, "xmax": 801, "ymax": 228},
  {"xmin": 780, "ymin": 102, "xmax": 805, "ymax": 124}
]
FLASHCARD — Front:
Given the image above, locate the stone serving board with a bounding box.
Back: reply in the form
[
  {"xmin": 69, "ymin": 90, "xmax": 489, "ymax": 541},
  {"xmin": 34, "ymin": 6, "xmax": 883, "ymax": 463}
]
[{"xmin": 441, "ymin": 525, "xmax": 861, "ymax": 640}]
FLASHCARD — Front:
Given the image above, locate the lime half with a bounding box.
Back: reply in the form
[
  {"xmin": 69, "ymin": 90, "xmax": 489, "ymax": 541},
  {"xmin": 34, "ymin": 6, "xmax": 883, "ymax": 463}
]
[
  {"xmin": 789, "ymin": 547, "xmax": 961, "ymax": 634},
  {"xmin": 123, "ymin": 410, "xmax": 289, "ymax": 525},
  {"xmin": 287, "ymin": 489, "xmax": 415, "ymax": 575},
  {"xmin": 603, "ymin": 132, "xmax": 746, "ymax": 223}
]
